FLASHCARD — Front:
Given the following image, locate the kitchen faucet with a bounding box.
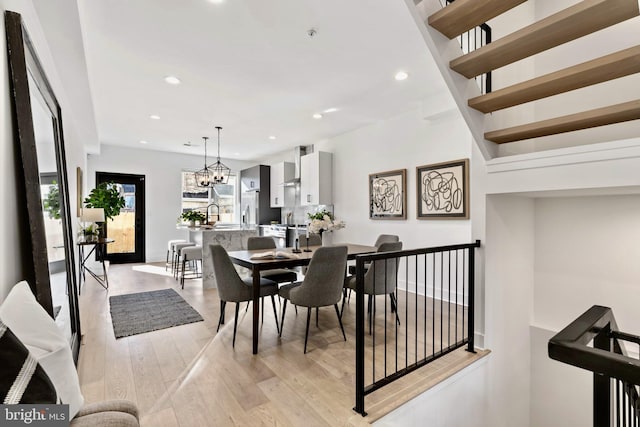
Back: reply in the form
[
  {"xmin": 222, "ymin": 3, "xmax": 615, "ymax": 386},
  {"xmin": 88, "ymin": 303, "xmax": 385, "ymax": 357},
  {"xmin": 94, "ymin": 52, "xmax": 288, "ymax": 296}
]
[{"xmin": 206, "ymin": 202, "xmax": 220, "ymax": 225}]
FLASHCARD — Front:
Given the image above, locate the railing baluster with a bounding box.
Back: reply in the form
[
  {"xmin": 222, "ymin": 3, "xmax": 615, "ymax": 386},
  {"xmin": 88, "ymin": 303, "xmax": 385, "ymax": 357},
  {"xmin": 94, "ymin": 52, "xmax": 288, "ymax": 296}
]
[
  {"xmin": 372, "ymin": 260, "xmax": 376, "ymax": 384},
  {"xmin": 415, "ymin": 254, "xmax": 418, "ymax": 365},
  {"xmin": 455, "ymin": 249, "xmax": 458, "ymax": 344},
  {"xmin": 432, "ymin": 252, "xmax": 436, "ymax": 358},
  {"xmin": 440, "ymin": 252, "xmax": 443, "ymax": 354},
  {"xmin": 448, "ymin": 250, "xmax": 451, "ymax": 350},
  {"xmin": 424, "ymin": 253, "xmax": 427, "ymax": 359},
  {"xmin": 354, "ymin": 254, "xmax": 366, "ymax": 416}
]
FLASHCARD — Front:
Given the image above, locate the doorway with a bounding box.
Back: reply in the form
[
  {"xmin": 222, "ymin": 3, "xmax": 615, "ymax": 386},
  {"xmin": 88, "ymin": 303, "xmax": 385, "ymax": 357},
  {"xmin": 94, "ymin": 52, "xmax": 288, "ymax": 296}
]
[{"xmin": 96, "ymin": 172, "xmax": 145, "ymax": 263}]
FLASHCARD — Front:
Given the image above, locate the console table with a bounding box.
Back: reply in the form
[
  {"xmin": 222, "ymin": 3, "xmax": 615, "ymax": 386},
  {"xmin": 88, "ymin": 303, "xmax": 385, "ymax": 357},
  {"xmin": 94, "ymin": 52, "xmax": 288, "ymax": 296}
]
[{"xmin": 77, "ymin": 237, "xmax": 114, "ymax": 292}]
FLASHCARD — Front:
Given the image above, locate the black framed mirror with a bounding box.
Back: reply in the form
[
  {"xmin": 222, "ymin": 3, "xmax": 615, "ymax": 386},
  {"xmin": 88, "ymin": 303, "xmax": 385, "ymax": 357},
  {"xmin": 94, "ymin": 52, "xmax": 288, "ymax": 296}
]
[{"xmin": 5, "ymin": 11, "xmax": 81, "ymax": 361}]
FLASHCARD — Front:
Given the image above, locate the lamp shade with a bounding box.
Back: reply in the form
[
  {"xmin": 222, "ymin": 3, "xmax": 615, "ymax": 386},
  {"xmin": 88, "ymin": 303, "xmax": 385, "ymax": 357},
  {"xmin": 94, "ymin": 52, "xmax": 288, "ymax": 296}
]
[{"xmin": 80, "ymin": 208, "xmax": 105, "ymax": 223}]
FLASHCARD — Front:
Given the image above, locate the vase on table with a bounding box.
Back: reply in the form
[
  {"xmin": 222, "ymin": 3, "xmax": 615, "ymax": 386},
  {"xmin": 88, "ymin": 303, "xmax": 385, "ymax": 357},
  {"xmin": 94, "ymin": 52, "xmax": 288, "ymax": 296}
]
[{"xmin": 320, "ymin": 230, "xmax": 332, "ymax": 246}]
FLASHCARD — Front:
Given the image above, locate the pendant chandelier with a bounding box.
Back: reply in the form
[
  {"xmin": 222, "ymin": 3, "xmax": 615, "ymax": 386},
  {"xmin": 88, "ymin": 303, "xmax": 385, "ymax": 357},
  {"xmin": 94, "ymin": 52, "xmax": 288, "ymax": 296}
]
[{"xmin": 194, "ymin": 126, "xmax": 230, "ymax": 187}]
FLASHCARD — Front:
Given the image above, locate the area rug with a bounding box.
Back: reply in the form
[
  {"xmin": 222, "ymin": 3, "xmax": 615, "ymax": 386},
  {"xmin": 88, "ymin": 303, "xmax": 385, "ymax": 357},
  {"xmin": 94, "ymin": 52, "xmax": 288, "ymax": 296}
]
[{"xmin": 109, "ymin": 288, "xmax": 203, "ymax": 338}]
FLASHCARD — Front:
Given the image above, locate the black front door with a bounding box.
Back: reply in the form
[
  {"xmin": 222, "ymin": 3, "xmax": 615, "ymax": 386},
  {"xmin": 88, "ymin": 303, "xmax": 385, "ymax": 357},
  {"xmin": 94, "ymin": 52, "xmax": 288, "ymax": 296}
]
[{"xmin": 96, "ymin": 172, "xmax": 145, "ymax": 263}]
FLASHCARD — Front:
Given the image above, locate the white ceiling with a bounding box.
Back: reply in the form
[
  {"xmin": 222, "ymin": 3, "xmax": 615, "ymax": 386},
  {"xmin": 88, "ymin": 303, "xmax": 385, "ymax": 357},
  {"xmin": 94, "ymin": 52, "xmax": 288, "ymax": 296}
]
[{"xmin": 74, "ymin": 0, "xmax": 447, "ymax": 161}]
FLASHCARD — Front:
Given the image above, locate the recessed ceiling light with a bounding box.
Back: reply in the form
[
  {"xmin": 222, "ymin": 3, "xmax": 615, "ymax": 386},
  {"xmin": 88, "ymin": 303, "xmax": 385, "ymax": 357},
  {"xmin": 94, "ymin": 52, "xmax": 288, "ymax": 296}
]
[
  {"xmin": 149, "ymin": 115, "xmax": 160, "ymax": 120},
  {"xmin": 313, "ymin": 113, "xmax": 323, "ymax": 119},
  {"xmin": 394, "ymin": 71, "xmax": 409, "ymax": 81},
  {"xmin": 164, "ymin": 76, "xmax": 181, "ymax": 85},
  {"xmin": 323, "ymin": 108, "xmax": 338, "ymax": 113},
  {"xmin": 268, "ymin": 136, "xmax": 277, "ymax": 140},
  {"xmin": 208, "ymin": 0, "xmax": 225, "ymax": 3},
  {"xmin": 234, "ymin": 152, "xmax": 240, "ymax": 156},
  {"xmin": 139, "ymin": 140, "xmax": 148, "ymax": 144}
]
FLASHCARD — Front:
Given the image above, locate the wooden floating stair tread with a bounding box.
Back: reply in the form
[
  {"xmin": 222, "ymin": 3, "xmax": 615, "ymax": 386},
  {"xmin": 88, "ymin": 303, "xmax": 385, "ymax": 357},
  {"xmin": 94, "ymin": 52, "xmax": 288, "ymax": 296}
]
[
  {"xmin": 428, "ymin": 0, "xmax": 526, "ymax": 39},
  {"xmin": 450, "ymin": 0, "xmax": 640, "ymax": 79},
  {"xmin": 469, "ymin": 45, "xmax": 640, "ymax": 113},
  {"xmin": 485, "ymin": 100, "xmax": 640, "ymax": 144}
]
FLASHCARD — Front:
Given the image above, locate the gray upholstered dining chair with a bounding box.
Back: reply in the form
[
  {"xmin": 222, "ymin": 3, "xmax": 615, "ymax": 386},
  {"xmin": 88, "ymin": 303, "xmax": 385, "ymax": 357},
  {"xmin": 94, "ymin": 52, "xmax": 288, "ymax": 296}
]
[
  {"xmin": 347, "ymin": 234, "xmax": 399, "ymax": 275},
  {"xmin": 278, "ymin": 246, "xmax": 348, "ymax": 353},
  {"xmin": 210, "ymin": 244, "xmax": 280, "ymax": 347},
  {"xmin": 247, "ymin": 236, "xmax": 298, "ymax": 284},
  {"xmin": 298, "ymin": 233, "xmax": 322, "ymax": 248},
  {"xmin": 343, "ymin": 241, "xmax": 403, "ymax": 333}
]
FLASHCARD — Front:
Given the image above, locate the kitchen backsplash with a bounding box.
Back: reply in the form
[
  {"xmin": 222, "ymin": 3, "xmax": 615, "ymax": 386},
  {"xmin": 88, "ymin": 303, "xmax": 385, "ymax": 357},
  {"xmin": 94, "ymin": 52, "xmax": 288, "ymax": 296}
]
[{"xmin": 279, "ymin": 185, "xmax": 333, "ymax": 225}]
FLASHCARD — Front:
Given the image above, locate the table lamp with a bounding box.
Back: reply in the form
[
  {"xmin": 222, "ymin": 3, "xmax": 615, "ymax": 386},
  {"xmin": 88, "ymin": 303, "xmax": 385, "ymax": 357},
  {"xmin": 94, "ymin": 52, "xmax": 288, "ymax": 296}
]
[{"xmin": 81, "ymin": 208, "xmax": 105, "ymax": 223}]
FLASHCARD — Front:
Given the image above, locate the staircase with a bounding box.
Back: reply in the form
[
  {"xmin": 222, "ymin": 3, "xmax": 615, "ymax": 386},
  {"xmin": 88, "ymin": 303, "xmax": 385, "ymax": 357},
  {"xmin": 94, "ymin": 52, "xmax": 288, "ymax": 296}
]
[{"xmin": 414, "ymin": 0, "xmax": 640, "ymax": 151}]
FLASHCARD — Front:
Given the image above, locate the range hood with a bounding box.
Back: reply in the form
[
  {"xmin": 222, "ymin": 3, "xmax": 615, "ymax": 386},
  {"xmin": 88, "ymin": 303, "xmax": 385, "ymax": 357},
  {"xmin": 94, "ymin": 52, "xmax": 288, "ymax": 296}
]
[{"xmin": 283, "ymin": 145, "xmax": 313, "ymax": 186}]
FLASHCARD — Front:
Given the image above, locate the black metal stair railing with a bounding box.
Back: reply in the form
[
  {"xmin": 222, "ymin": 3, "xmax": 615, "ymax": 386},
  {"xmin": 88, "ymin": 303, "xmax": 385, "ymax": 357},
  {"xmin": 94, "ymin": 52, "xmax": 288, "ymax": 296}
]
[
  {"xmin": 440, "ymin": 0, "xmax": 492, "ymax": 94},
  {"xmin": 549, "ymin": 306, "xmax": 640, "ymax": 427},
  {"xmin": 353, "ymin": 240, "xmax": 481, "ymax": 416}
]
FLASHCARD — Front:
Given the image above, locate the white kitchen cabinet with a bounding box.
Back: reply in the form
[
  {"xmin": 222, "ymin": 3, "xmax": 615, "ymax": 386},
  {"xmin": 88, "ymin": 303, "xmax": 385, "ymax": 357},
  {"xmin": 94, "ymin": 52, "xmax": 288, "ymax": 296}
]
[
  {"xmin": 270, "ymin": 161, "xmax": 294, "ymax": 207},
  {"xmin": 300, "ymin": 151, "xmax": 332, "ymax": 206}
]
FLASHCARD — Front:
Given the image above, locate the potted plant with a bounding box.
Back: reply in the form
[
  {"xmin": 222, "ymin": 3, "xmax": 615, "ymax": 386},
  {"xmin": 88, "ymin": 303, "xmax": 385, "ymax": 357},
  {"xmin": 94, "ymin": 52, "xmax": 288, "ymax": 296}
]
[
  {"xmin": 84, "ymin": 182, "xmax": 126, "ymax": 221},
  {"xmin": 43, "ymin": 181, "xmax": 61, "ymax": 220},
  {"xmin": 81, "ymin": 223, "xmax": 100, "ymax": 241},
  {"xmin": 180, "ymin": 209, "xmax": 206, "ymax": 226},
  {"xmin": 83, "ymin": 182, "xmax": 126, "ymax": 238}
]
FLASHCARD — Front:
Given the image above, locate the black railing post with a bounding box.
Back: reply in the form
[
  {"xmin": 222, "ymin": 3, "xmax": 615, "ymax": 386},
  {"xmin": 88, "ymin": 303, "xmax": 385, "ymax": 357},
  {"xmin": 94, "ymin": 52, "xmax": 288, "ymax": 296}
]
[
  {"xmin": 466, "ymin": 240, "xmax": 479, "ymax": 353},
  {"xmin": 354, "ymin": 255, "xmax": 367, "ymax": 416},
  {"xmin": 593, "ymin": 325, "xmax": 612, "ymax": 427}
]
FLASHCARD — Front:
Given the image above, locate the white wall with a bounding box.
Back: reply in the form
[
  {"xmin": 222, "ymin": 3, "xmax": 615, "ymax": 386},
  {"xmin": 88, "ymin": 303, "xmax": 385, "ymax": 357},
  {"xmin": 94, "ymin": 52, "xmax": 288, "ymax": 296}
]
[
  {"xmin": 87, "ymin": 144, "xmax": 255, "ymax": 262},
  {"xmin": 533, "ymin": 195, "xmax": 640, "ymax": 333},
  {"xmin": 376, "ymin": 357, "xmax": 490, "ymax": 427},
  {"xmin": 0, "ymin": 0, "xmax": 87, "ymax": 301},
  {"xmin": 529, "ymin": 325, "xmax": 591, "ymax": 427},
  {"xmin": 312, "ymin": 106, "xmax": 473, "ymax": 251},
  {"xmin": 527, "ymin": 194, "xmax": 640, "ymax": 426},
  {"xmin": 483, "ymin": 195, "xmax": 535, "ymax": 427}
]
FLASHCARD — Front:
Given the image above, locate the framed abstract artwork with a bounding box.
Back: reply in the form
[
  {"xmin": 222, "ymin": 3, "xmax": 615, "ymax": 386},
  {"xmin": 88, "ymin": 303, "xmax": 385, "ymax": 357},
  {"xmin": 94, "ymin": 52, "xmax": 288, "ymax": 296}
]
[
  {"xmin": 416, "ymin": 159, "xmax": 469, "ymax": 219},
  {"xmin": 369, "ymin": 169, "xmax": 407, "ymax": 220}
]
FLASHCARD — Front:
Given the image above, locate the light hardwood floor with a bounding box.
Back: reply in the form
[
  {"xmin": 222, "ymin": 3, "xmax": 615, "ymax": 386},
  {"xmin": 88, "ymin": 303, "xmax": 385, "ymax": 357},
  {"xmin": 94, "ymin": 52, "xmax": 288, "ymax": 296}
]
[{"xmin": 77, "ymin": 262, "xmax": 488, "ymax": 426}]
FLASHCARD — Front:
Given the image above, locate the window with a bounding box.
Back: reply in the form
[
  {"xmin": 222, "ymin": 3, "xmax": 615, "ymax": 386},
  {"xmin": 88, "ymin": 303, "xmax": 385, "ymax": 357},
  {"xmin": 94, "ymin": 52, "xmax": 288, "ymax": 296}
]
[{"xmin": 181, "ymin": 172, "xmax": 236, "ymax": 223}]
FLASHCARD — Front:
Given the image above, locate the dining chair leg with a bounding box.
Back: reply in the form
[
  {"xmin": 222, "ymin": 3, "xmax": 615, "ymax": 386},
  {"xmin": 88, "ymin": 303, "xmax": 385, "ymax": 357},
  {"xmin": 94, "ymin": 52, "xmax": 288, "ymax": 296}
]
[
  {"xmin": 216, "ymin": 300, "xmax": 226, "ymax": 332},
  {"xmin": 165, "ymin": 250, "xmax": 170, "ymax": 271},
  {"xmin": 368, "ymin": 296, "xmax": 373, "ymax": 336},
  {"xmin": 304, "ymin": 307, "xmax": 311, "ymax": 354},
  {"xmin": 270, "ymin": 295, "xmax": 280, "ymax": 335},
  {"xmin": 334, "ymin": 304, "xmax": 346, "ymax": 341},
  {"xmin": 261, "ymin": 298, "xmax": 265, "ymax": 325},
  {"xmin": 390, "ymin": 293, "xmax": 401, "ymax": 325},
  {"xmin": 232, "ymin": 303, "xmax": 240, "ymax": 348},
  {"xmin": 180, "ymin": 258, "xmax": 186, "ymax": 289},
  {"xmin": 294, "ymin": 305, "xmax": 298, "ymax": 315},
  {"xmin": 340, "ymin": 289, "xmax": 347, "ymax": 318},
  {"xmin": 279, "ymin": 299, "xmax": 288, "ymax": 337}
]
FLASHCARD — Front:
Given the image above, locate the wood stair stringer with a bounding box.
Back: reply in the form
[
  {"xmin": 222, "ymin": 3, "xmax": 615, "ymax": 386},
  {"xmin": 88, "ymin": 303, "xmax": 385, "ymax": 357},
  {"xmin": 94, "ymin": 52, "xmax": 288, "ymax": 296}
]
[
  {"xmin": 449, "ymin": 0, "xmax": 640, "ymax": 79},
  {"xmin": 469, "ymin": 45, "xmax": 640, "ymax": 113},
  {"xmin": 405, "ymin": 0, "xmax": 497, "ymax": 160}
]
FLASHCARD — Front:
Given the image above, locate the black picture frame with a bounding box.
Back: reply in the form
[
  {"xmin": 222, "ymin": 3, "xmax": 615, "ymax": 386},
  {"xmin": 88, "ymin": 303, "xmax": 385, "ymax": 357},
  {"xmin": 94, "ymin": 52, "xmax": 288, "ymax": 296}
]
[
  {"xmin": 5, "ymin": 11, "xmax": 81, "ymax": 361},
  {"xmin": 416, "ymin": 158, "xmax": 469, "ymax": 220},
  {"xmin": 369, "ymin": 169, "xmax": 407, "ymax": 220}
]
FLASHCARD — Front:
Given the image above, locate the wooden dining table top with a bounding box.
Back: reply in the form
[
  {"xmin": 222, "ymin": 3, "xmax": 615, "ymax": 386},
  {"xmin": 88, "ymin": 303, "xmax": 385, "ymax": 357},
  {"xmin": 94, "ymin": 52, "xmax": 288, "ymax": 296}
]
[{"xmin": 227, "ymin": 243, "xmax": 377, "ymax": 271}]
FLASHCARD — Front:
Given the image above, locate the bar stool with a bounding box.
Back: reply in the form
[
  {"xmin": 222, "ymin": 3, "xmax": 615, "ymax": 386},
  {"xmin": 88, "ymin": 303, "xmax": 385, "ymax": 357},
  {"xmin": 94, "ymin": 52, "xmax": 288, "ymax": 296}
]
[
  {"xmin": 173, "ymin": 242, "xmax": 196, "ymax": 279},
  {"xmin": 180, "ymin": 246, "xmax": 202, "ymax": 289},
  {"xmin": 166, "ymin": 239, "xmax": 186, "ymax": 272}
]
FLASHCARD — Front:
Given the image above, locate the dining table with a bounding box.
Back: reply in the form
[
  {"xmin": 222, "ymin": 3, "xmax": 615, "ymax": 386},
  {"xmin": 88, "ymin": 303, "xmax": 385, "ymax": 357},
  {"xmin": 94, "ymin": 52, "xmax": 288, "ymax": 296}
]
[{"xmin": 227, "ymin": 243, "xmax": 377, "ymax": 354}]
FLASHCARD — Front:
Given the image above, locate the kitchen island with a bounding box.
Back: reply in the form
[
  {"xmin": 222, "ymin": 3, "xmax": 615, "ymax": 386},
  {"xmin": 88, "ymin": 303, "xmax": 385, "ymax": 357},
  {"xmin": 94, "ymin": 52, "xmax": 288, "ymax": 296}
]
[{"xmin": 185, "ymin": 225, "xmax": 258, "ymax": 289}]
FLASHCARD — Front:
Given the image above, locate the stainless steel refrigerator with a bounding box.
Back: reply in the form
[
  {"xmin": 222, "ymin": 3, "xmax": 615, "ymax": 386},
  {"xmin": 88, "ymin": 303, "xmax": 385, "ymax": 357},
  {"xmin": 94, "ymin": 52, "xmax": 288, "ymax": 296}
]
[{"xmin": 240, "ymin": 165, "xmax": 280, "ymax": 226}]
